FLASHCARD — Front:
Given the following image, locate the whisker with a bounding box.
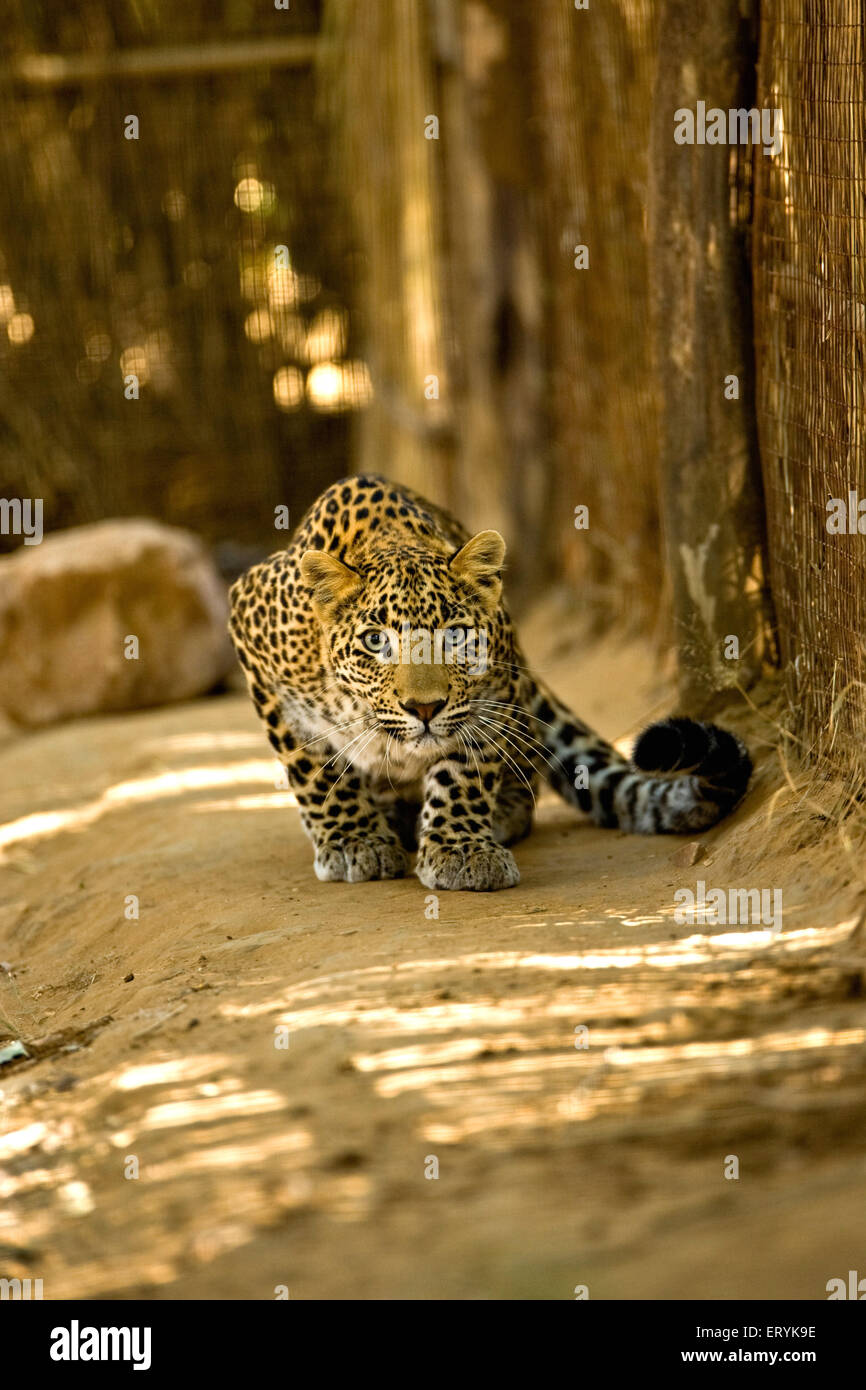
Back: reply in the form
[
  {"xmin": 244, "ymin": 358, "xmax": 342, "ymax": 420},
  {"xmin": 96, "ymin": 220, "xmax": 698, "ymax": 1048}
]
[
  {"xmin": 470, "ymin": 716, "xmax": 534, "ymax": 776},
  {"xmin": 457, "ymin": 728, "xmax": 481, "ymax": 784},
  {"xmin": 472, "ymin": 710, "xmax": 572, "ymax": 782},
  {"xmin": 321, "ymin": 726, "xmax": 380, "ymax": 808},
  {"xmin": 383, "ymin": 733, "xmax": 397, "ymax": 792},
  {"xmin": 474, "ymin": 696, "xmax": 576, "ymax": 737},
  {"xmin": 319, "ymin": 720, "xmax": 376, "ymax": 775},
  {"xmin": 293, "ymin": 714, "xmax": 371, "ymax": 756},
  {"xmin": 466, "ymin": 719, "xmax": 537, "ymax": 807},
  {"xmin": 471, "ymin": 655, "xmax": 557, "ymax": 677}
]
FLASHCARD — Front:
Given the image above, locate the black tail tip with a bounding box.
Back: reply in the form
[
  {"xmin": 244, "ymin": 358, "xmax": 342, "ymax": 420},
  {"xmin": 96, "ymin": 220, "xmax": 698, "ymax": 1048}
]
[{"xmin": 632, "ymin": 717, "xmax": 752, "ymax": 785}]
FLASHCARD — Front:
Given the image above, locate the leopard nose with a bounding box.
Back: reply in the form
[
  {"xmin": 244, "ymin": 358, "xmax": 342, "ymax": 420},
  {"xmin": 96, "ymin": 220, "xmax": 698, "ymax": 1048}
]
[{"xmin": 401, "ymin": 698, "xmax": 446, "ymax": 726}]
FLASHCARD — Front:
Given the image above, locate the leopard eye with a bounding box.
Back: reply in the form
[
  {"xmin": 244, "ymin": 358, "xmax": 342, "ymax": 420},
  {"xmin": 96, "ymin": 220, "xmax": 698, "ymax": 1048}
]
[
  {"xmin": 443, "ymin": 625, "xmax": 468, "ymax": 648},
  {"xmin": 361, "ymin": 629, "xmax": 392, "ymax": 658}
]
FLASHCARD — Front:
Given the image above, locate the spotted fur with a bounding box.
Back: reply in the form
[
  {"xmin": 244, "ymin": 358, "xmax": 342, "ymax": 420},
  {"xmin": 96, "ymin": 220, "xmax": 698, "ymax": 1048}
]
[{"xmin": 229, "ymin": 475, "xmax": 752, "ymax": 891}]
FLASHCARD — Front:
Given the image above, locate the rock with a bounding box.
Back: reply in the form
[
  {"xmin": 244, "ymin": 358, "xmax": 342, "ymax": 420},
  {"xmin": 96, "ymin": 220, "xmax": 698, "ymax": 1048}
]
[
  {"xmin": 0, "ymin": 520, "xmax": 233, "ymax": 726},
  {"xmin": 671, "ymin": 840, "xmax": 707, "ymax": 867}
]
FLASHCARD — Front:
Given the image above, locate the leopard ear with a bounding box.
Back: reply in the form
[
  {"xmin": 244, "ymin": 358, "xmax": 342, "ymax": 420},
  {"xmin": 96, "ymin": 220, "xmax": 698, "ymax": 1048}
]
[
  {"xmin": 300, "ymin": 549, "xmax": 361, "ymax": 616},
  {"xmin": 449, "ymin": 530, "xmax": 505, "ymax": 595}
]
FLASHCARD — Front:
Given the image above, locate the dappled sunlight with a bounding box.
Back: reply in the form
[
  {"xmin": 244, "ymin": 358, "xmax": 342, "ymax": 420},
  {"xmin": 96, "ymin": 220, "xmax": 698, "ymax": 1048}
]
[
  {"xmin": 373, "ymin": 1052, "xmax": 585, "ymax": 1098},
  {"xmin": 210, "ymin": 910, "xmax": 866, "ymax": 1154},
  {"xmin": 57, "ymin": 1179, "xmax": 95, "ymax": 1215},
  {"xmin": 112, "ymin": 1053, "xmax": 235, "ymax": 1090},
  {"xmin": 142, "ymin": 732, "xmax": 264, "ymax": 755},
  {"xmin": 0, "ymin": 1046, "xmax": 328, "ymax": 1297},
  {"xmin": 105, "ymin": 762, "xmax": 277, "ymax": 802},
  {"xmin": 3, "ymin": 887, "xmax": 863, "ymax": 1294},
  {"xmin": 0, "ymin": 757, "xmax": 291, "ymax": 857},
  {"xmin": 195, "ymin": 792, "xmax": 297, "ymax": 812},
  {"xmin": 261, "ymin": 998, "xmax": 540, "ymax": 1035},
  {"xmin": 415, "ymin": 1024, "xmax": 866, "ymax": 1143},
  {"xmin": 1, "ymin": 723, "xmax": 860, "ymax": 1294},
  {"xmin": 137, "ymin": 1130, "xmax": 312, "ymax": 1182},
  {"xmin": 366, "ymin": 1025, "xmax": 866, "ymax": 1103},
  {"xmin": 0, "ymin": 1163, "xmax": 77, "ymax": 1200},
  {"xmin": 425, "ymin": 1028, "xmax": 866, "ymax": 1145},
  {"xmin": 140, "ymin": 1088, "xmax": 287, "ymax": 1132},
  {"xmin": 223, "ymin": 918, "xmax": 860, "ymax": 1026},
  {"xmin": 604, "ymin": 1025, "xmax": 866, "ymax": 1067},
  {"xmin": 354, "ymin": 1037, "xmax": 500, "ymax": 1072},
  {"xmin": 0, "ymin": 1121, "xmax": 51, "ymax": 1158}
]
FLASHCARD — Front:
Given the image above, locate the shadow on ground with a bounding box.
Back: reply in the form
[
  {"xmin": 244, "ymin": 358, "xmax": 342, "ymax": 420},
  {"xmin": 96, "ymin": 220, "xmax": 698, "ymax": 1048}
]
[{"xmin": 1, "ymin": 633, "xmax": 865, "ymax": 1299}]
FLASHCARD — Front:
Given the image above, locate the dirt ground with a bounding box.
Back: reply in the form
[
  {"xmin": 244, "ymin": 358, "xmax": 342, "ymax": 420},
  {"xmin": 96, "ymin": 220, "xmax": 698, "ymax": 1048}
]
[{"xmin": 2, "ymin": 611, "xmax": 866, "ymax": 1300}]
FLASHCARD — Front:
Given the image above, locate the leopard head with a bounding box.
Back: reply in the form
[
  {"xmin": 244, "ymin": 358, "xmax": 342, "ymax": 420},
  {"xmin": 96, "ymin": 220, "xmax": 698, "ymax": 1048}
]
[{"xmin": 300, "ymin": 531, "xmax": 511, "ymax": 748}]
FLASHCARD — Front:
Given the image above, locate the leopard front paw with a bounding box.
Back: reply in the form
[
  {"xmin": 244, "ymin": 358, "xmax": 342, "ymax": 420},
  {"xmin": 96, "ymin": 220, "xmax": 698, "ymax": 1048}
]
[
  {"xmin": 416, "ymin": 840, "xmax": 520, "ymax": 892},
  {"xmin": 314, "ymin": 835, "xmax": 409, "ymax": 883}
]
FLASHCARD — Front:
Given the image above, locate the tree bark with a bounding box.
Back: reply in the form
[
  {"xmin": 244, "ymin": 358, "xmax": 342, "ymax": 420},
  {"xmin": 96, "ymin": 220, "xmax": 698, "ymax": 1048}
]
[{"xmin": 648, "ymin": 0, "xmax": 774, "ymax": 705}]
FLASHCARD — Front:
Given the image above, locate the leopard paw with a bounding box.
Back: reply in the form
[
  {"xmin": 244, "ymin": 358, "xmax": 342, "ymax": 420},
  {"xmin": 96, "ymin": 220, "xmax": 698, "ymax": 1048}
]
[
  {"xmin": 416, "ymin": 840, "xmax": 520, "ymax": 892},
  {"xmin": 314, "ymin": 835, "xmax": 408, "ymax": 883}
]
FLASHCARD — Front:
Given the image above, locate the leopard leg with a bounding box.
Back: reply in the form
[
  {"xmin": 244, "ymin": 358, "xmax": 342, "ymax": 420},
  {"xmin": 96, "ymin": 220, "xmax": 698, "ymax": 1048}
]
[
  {"xmin": 380, "ymin": 796, "xmax": 422, "ymax": 852},
  {"xmin": 415, "ymin": 750, "xmax": 520, "ymax": 892},
  {"xmin": 492, "ymin": 767, "xmax": 536, "ymax": 846},
  {"xmin": 239, "ymin": 663, "xmax": 408, "ymax": 882},
  {"xmin": 294, "ymin": 753, "xmax": 410, "ymax": 883}
]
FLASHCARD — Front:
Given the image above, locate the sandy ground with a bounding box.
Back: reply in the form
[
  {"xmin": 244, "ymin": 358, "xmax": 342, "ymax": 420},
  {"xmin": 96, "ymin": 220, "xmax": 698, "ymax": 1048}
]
[{"xmin": 2, "ymin": 614, "xmax": 866, "ymax": 1300}]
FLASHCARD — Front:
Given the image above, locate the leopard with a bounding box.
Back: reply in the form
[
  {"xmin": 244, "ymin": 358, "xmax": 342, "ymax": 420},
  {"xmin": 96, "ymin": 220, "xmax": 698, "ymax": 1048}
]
[{"xmin": 228, "ymin": 474, "xmax": 752, "ymax": 892}]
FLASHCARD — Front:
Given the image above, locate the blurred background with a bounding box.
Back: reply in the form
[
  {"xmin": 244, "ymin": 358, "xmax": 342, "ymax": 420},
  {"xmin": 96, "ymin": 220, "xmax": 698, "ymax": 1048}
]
[{"xmin": 0, "ymin": 0, "xmax": 864, "ymax": 770}]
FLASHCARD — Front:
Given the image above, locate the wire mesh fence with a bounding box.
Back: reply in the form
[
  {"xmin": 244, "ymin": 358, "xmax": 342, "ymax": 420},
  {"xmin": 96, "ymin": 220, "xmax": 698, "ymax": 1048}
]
[
  {"xmin": 0, "ymin": 2, "xmax": 356, "ymax": 562},
  {"xmin": 754, "ymin": 2, "xmax": 866, "ymax": 768}
]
